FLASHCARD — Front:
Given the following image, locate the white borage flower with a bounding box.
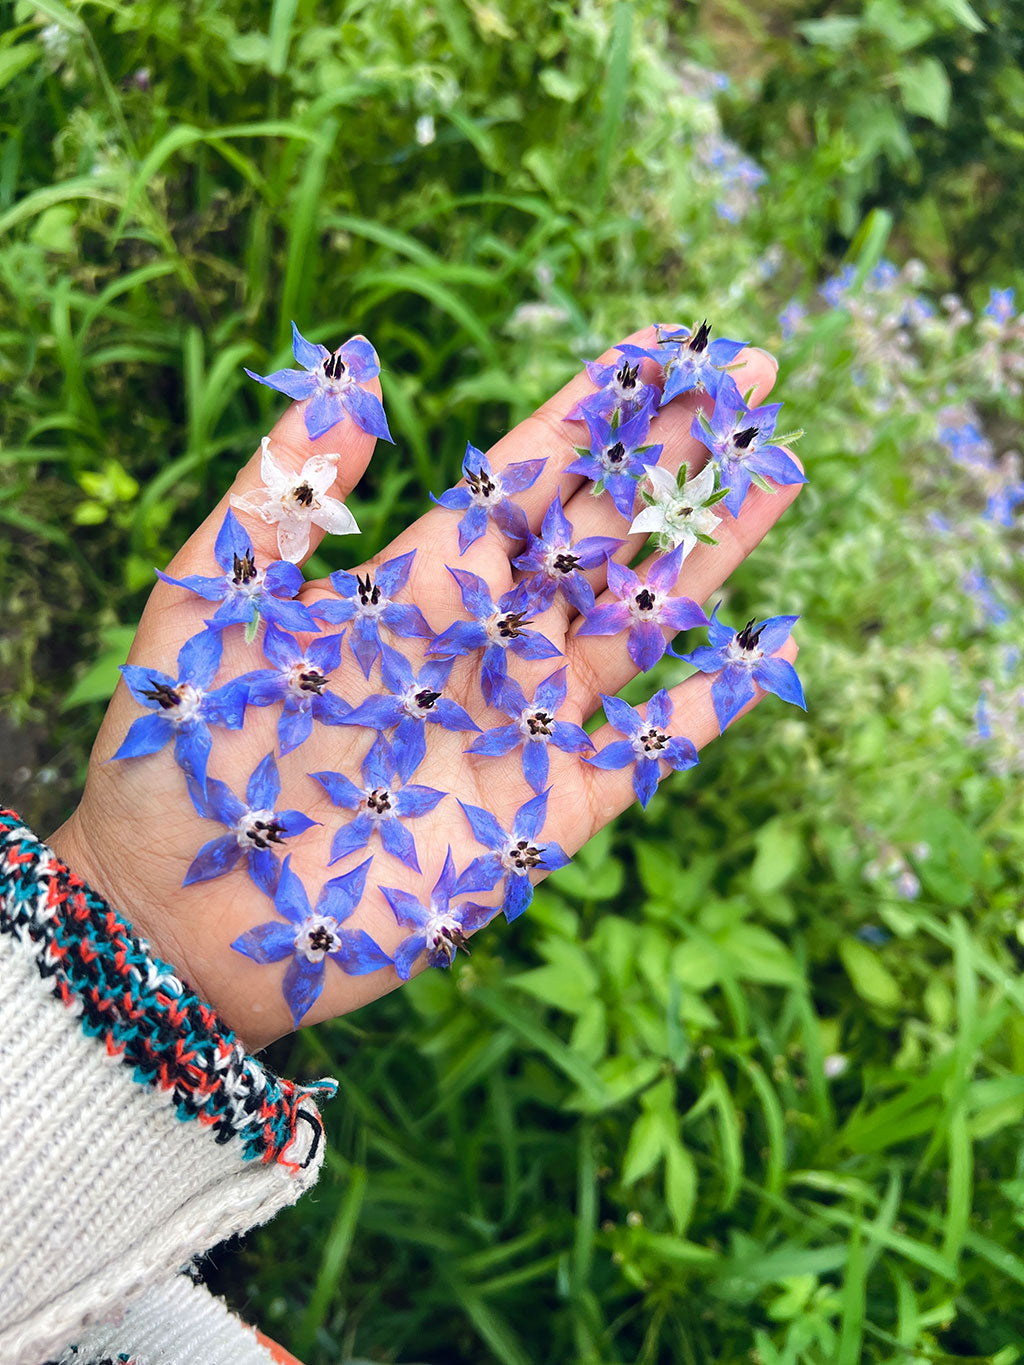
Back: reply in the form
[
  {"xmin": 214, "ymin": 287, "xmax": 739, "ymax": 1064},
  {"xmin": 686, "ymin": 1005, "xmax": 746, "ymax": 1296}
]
[
  {"xmin": 230, "ymin": 437, "xmax": 360, "ymax": 563},
  {"xmin": 629, "ymin": 461, "xmax": 727, "ymax": 557}
]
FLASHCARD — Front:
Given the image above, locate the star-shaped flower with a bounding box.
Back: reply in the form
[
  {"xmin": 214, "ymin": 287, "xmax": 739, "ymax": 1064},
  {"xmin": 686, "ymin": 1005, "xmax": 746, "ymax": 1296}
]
[
  {"xmin": 455, "ymin": 791, "xmax": 570, "ymax": 923},
  {"xmin": 157, "ymin": 509, "xmax": 318, "ymax": 641},
  {"xmin": 984, "ymin": 287, "xmax": 1015, "ymax": 325},
  {"xmin": 691, "ymin": 374, "xmax": 805, "ymax": 518},
  {"xmin": 312, "ymin": 735, "xmax": 446, "ymax": 872},
  {"xmin": 565, "ymin": 353, "xmax": 660, "ymax": 423},
  {"xmin": 431, "ymin": 443, "xmax": 545, "ymax": 554},
  {"xmin": 338, "ymin": 644, "xmax": 480, "ymax": 780},
  {"xmin": 245, "ymin": 322, "xmax": 393, "ymax": 442},
  {"xmin": 381, "ymin": 848, "xmax": 495, "ymax": 980},
  {"xmin": 230, "ymin": 437, "xmax": 359, "ymax": 563},
  {"xmin": 112, "ymin": 629, "xmax": 248, "ymax": 793},
  {"xmin": 586, "ymin": 690, "xmax": 698, "ymax": 807},
  {"xmin": 678, "ymin": 606, "xmax": 805, "ymax": 731},
  {"xmin": 236, "ymin": 624, "xmax": 350, "ymax": 755},
  {"xmin": 310, "ymin": 550, "xmax": 433, "ymax": 677},
  {"xmin": 629, "ymin": 461, "xmax": 727, "ymax": 557},
  {"xmin": 576, "ymin": 544, "xmax": 709, "ymax": 672},
  {"xmin": 184, "ymin": 753, "xmax": 318, "ymax": 893},
  {"xmin": 465, "ymin": 667, "xmax": 593, "ymax": 793},
  {"xmin": 512, "ymin": 495, "xmax": 621, "ymax": 614},
  {"xmin": 428, "ymin": 569, "xmax": 561, "ymax": 706},
  {"xmin": 565, "ymin": 407, "xmax": 662, "ymax": 520},
  {"xmin": 618, "ymin": 320, "xmax": 747, "ymax": 404},
  {"xmin": 231, "ymin": 856, "xmax": 392, "ymax": 1027}
]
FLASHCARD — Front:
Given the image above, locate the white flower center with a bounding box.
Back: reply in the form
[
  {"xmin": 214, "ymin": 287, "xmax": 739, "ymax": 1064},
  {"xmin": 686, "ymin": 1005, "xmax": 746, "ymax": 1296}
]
[
  {"xmin": 628, "ymin": 588, "xmax": 661, "ymax": 621},
  {"xmin": 403, "ymin": 681, "xmax": 445, "ymax": 719},
  {"xmin": 726, "ymin": 637, "xmax": 763, "ymax": 666},
  {"xmin": 518, "ymin": 708, "xmax": 553, "ymax": 739},
  {"xmin": 235, "ymin": 808, "xmax": 279, "ymax": 849},
  {"xmin": 466, "ymin": 468, "xmax": 503, "ymax": 506},
  {"xmin": 171, "ymin": 683, "xmax": 203, "ymax": 724},
  {"xmin": 295, "ymin": 914, "xmax": 342, "ymax": 963},
  {"xmin": 425, "ymin": 910, "xmax": 463, "ymax": 965},
  {"xmin": 286, "ymin": 662, "xmax": 328, "ymax": 699},
  {"xmin": 501, "ymin": 838, "xmax": 543, "ymax": 875},
  {"xmin": 631, "ymin": 727, "xmax": 668, "ymax": 758},
  {"xmin": 363, "ymin": 787, "xmax": 394, "ymax": 820}
]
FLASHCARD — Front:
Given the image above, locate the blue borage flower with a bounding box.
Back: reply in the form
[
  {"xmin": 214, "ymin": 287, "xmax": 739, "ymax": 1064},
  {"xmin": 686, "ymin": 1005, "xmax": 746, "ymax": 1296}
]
[
  {"xmin": 112, "ymin": 629, "xmax": 248, "ymax": 794},
  {"xmin": 618, "ymin": 320, "xmax": 747, "ymax": 405},
  {"xmin": 338, "ymin": 644, "xmax": 480, "ymax": 781},
  {"xmin": 381, "ymin": 848, "xmax": 494, "ymax": 979},
  {"xmin": 576, "ymin": 543, "xmax": 708, "ymax": 673},
  {"xmin": 586, "ymin": 690, "xmax": 698, "ymax": 808},
  {"xmin": 245, "ymin": 322, "xmax": 393, "ymax": 443},
  {"xmin": 455, "ymin": 791, "xmax": 570, "ymax": 923},
  {"xmin": 157, "ymin": 509, "xmax": 317, "ymax": 642},
  {"xmin": 236, "ymin": 624, "xmax": 350, "ymax": 755},
  {"xmin": 428, "ymin": 569, "xmax": 561, "ymax": 706},
  {"xmin": 311, "ymin": 734, "xmax": 445, "ymax": 872},
  {"xmin": 564, "ymin": 353, "xmax": 660, "ymax": 423},
  {"xmin": 431, "ymin": 443, "xmax": 546, "ymax": 554},
  {"xmin": 465, "ymin": 667, "xmax": 593, "ymax": 794},
  {"xmin": 310, "ymin": 550, "xmax": 433, "ymax": 678},
  {"xmin": 679, "ymin": 605, "xmax": 805, "ymax": 731},
  {"xmin": 984, "ymin": 287, "xmax": 1015, "ymax": 324},
  {"xmin": 184, "ymin": 753, "xmax": 317, "ymax": 893},
  {"xmin": 512, "ymin": 495, "xmax": 621, "ymax": 615},
  {"xmin": 230, "ymin": 855, "xmax": 392, "ymax": 1028},
  {"xmin": 565, "ymin": 408, "xmax": 662, "ymax": 521},
  {"xmin": 691, "ymin": 373, "xmax": 806, "ymax": 518}
]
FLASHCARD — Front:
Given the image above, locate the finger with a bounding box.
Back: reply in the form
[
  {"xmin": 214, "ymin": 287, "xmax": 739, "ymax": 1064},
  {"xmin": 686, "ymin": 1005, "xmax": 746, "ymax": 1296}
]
[
  {"xmin": 162, "ymin": 361, "xmax": 382, "ymax": 581},
  {"xmin": 528, "ymin": 348, "xmax": 780, "ymax": 635},
  {"xmin": 572, "ymin": 637, "xmax": 800, "ymax": 849},
  {"xmin": 564, "ymin": 453, "xmax": 804, "ymax": 710}
]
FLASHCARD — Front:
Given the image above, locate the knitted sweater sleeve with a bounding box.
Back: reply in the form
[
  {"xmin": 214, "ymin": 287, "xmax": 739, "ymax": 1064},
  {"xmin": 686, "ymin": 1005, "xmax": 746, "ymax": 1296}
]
[{"xmin": 0, "ymin": 811, "xmax": 335, "ymax": 1365}]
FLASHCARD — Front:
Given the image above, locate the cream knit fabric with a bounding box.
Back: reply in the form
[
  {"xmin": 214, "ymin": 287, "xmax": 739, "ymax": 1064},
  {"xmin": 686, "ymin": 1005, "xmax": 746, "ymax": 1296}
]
[
  {"xmin": 0, "ymin": 815, "xmax": 330, "ymax": 1365},
  {"xmin": 54, "ymin": 1275, "xmax": 279, "ymax": 1364}
]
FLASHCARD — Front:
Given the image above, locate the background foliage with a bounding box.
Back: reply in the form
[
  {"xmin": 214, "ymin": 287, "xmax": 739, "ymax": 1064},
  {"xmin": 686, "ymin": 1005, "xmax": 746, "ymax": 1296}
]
[{"xmin": 3, "ymin": 0, "xmax": 1024, "ymax": 1361}]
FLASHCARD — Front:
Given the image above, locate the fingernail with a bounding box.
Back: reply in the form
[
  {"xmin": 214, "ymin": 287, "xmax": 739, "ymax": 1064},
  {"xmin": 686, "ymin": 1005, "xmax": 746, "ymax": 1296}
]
[{"xmin": 747, "ymin": 346, "xmax": 779, "ymax": 373}]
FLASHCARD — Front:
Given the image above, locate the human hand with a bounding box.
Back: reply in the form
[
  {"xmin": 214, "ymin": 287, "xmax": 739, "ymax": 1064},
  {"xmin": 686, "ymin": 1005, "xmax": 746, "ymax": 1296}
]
[{"xmin": 47, "ymin": 326, "xmax": 802, "ymax": 1052}]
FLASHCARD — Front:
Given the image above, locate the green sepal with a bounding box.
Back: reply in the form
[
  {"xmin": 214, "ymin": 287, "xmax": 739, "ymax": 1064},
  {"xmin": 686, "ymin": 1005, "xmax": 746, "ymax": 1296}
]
[
  {"xmin": 245, "ymin": 614, "xmax": 261, "ymax": 645},
  {"xmin": 749, "ymin": 471, "xmax": 776, "ymax": 494}
]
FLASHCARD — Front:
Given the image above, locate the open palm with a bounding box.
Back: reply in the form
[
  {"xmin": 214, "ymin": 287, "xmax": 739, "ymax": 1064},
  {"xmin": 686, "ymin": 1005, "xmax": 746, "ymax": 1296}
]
[{"xmin": 49, "ymin": 327, "xmax": 801, "ymax": 1051}]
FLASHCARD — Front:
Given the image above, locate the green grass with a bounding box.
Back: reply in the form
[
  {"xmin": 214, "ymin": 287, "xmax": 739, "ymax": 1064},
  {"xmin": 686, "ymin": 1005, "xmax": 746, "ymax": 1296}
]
[{"xmin": 3, "ymin": 1, "xmax": 1024, "ymax": 1361}]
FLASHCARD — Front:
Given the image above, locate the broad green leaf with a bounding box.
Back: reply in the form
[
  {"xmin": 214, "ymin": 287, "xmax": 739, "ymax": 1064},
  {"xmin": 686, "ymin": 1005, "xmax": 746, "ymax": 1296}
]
[
  {"xmin": 751, "ymin": 818, "xmax": 803, "ymax": 893},
  {"xmin": 898, "ymin": 58, "xmax": 952, "ymax": 127},
  {"xmin": 838, "ymin": 936, "xmax": 901, "ymax": 1009}
]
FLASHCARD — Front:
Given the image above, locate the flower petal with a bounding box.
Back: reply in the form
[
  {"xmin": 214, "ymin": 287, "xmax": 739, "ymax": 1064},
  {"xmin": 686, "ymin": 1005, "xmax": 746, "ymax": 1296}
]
[
  {"xmin": 459, "ymin": 800, "xmax": 507, "ymax": 852},
  {"xmin": 393, "ymin": 931, "xmax": 427, "ymax": 980},
  {"xmin": 513, "ymin": 790, "xmax": 549, "ymax": 842},
  {"xmin": 379, "ymin": 817, "xmax": 420, "ymax": 871},
  {"xmin": 231, "ymin": 920, "xmax": 297, "ymax": 964},
  {"xmin": 109, "ymin": 712, "xmax": 173, "ymax": 761},
  {"xmin": 246, "ymin": 752, "xmax": 281, "ymax": 810},
  {"xmin": 522, "ymin": 739, "xmax": 549, "ymax": 794},
  {"xmin": 586, "ymin": 739, "xmax": 635, "ymax": 770},
  {"xmin": 282, "ymin": 956, "xmax": 325, "ymax": 1027},
  {"xmin": 331, "ymin": 928, "xmax": 393, "ymax": 975},
  {"xmin": 328, "ymin": 814, "xmax": 374, "ymax": 866},
  {"xmin": 317, "ymin": 856, "xmax": 373, "ymax": 922},
  {"xmin": 466, "ymin": 724, "xmax": 521, "ymax": 757},
  {"xmin": 633, "ymin": 756, "xmax": 661, "ymax": 809},
  {"xmin": 394, "ymin": 783, "xmax": 446, "ymax": 818},
  {"xmin": 342, "ymin": 382, "xmax": 393, "ymax": 442},
  {"xmin": 752, "ymin": 655, "xmax": 806, "ymax": 710},
  {"xmin": 711, "ymin": 665, "xmax": 757, "ymax": 731},
  {"xmin": 627, "ymin": 621, "xmax": 668, "ymax": 672},
  {"xmin": 279, "ymin": 704, "xmax": 313, "ymax": 754},
  {"xmin": 183, "ymin": 834, "xmax": 242, "ymax": 885},
  {"xmin": 177, "ymin": 628, "xmax": 223, "ymax": 689}
]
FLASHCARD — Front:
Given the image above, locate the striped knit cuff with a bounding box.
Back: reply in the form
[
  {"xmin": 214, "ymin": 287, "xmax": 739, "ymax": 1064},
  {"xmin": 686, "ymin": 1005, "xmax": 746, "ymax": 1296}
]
[
  {"xmin": 0, "ymin": 810, "xmax": 336, "ymax": 1365},
  {"xmin": 0, "ymin": 809, "xmax": 335, "ymax": 1164}
]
